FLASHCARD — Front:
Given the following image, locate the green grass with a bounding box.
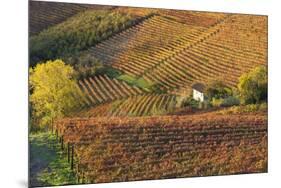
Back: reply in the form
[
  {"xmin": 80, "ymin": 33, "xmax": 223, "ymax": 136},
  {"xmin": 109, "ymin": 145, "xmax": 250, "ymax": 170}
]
[
  {"xmin": 29, "ymin": 132, "xmax": 76, "ymax": 187},
  {"xmin": 135, "ymin": 77, "xmax": 154, "ymax": 89},
  {"xmin": 117, "ymin": 74, "xmax": 155, "ymax": 92},
  {"xmin": 117, "ymin": 74, "xmax": 136, "ymax": 84}
]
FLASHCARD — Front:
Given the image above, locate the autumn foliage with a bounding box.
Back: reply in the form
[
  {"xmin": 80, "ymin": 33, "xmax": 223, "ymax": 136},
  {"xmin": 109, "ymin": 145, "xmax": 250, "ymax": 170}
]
[{"xmin": 54, "ymin": 111, "xmax": 267, "ymax": 183}]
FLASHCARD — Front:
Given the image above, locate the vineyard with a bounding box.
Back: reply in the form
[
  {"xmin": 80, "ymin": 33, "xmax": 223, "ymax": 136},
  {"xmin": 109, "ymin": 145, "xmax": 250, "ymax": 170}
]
[
  {"xmin": 29, "ymin": 6, "xmax": 154, "ymax": 65},
  {"xmin": 53, "ymin": 111, "xmax": 267, "ymax": 183},
  {"xmin": 29, "ymin": 1, "xmax": 112, "ymax": 35},
  {"xmin": 86, "ymin": 13, "xmax": 267, "ymax": 91},
  {"xmin": 70, "ymin": 75, "xmax": 178, "ymax": 117},
  {"xmin": 76, "ymin": 94, "xmax": 177, "ymax": 117},
  {"xmin": 77, "ymin": 75, "xmax": 145, "ymax": 105},
  {"xmin": 29, "ymin": 2, "xmax": 267, "ymax": 93},
  {"xmin": 29, "ymin": 2, "xmax": 267, "ymax": 187},
  {"xmin": 161, "ymin": 10, "xmax": 227, "ymax": 27}
]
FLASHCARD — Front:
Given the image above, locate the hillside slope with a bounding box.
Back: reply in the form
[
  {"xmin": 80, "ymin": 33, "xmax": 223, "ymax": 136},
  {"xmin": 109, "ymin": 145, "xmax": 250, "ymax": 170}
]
[
  {"xmin": 29, "ymin": 7, "xmax": 154, "ymax": 66},
  {"xmin": 84, "ymin": 13, "xmax": 267, "ymax": 93},
  {"xmin": 29, "ymin": 1, "xmax": 113, "ymax": 36}
]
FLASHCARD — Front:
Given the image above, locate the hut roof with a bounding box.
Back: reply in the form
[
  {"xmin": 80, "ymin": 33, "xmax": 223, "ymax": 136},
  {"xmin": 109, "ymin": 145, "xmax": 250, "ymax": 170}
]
[{"xmin": 192, "ymin": 83, "xmax": 206, "ymax": 93}]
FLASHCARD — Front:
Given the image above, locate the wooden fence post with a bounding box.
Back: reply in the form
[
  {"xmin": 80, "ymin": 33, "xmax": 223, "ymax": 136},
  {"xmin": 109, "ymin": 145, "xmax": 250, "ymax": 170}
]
[
  {"xmin": 76, "ymin": 163, "xmax": 80, "ymax": 183},
  {"xmin": 71, "ymin": 145, "xmax": 74, "ymax": 170},
  {"xmin": 67, "ymin": 143, "xmax": 70, "ymax": 163}
]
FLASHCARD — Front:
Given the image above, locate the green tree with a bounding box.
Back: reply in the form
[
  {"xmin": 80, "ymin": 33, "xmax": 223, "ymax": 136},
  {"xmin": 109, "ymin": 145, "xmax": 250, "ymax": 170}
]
[
  {"xmin": 238, "ymin": 66, "xmax": 267, "ymax": 104},
  {"xmin": 67, "ymin": 54, "xmax": 105, "ymax": 79},
  {"xmin": 206, "ymin": 80, "xmax": 232, "ymax": 100},
  {"xmin": 29, "ymin": 60, "xmax": 83, "ymax": 129}
]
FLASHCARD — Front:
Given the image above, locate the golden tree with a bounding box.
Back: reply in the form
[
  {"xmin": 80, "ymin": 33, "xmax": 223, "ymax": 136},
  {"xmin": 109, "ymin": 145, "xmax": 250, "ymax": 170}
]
[{"xmin": 29, "ymin": 59, "xmax": 83, "ymax": 129}]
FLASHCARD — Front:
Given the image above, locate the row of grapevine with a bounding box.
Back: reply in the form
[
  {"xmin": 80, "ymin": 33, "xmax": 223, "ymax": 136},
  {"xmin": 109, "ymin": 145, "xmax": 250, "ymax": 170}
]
[
  {"xmin": 87, "ymin": 14, "xmax": 238, "ymax": 90},
  {"xmin": 77, "ymin": 75, "xmax": 145, "ymax": 106},
  {"xmin": 142, "ymin": 14, "xmax": 267, "ymax": 91},
  {"xmin": 209, "ymin": 15, "xmax": 267, "ymax": 57},
  {"xmin": 54, "ymin": 112, "xmax": 267, "ymax": 183},
  {"xmin": 160, "ymin": 10, "xmax": 227, "ymax": 27},
  {"xmin": 88, "ymin": 15, "xmax": 206, "ymax": 76},
  {"xmin": 77, "ymin": 94, "xmax": 178, "ymax": 117}
]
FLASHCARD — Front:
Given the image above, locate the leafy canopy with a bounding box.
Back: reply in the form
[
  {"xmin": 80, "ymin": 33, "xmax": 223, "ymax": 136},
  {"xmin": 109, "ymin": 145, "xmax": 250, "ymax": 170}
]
[
  {"xmin": 29, "ymin": 60, "xmax": 83, "ymax": 128},
  {"xmin": 238, "ymin": 65, "xmax": 267, "ymax": 104}
]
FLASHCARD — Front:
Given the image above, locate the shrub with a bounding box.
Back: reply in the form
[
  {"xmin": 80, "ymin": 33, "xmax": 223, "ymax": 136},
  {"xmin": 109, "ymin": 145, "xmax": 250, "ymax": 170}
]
[
  {"xmin": 211, "ymin": 98, "xmax": 224, "ymax": 107},
  {"xmin": 211, "ymin": 96, "xmax": 240, "ymax": 108},
  {"xmin": 244, "ymin": 104, "xmax": 260, "ymax": 112},
  {"xmin": 259, "ymin": 102, "xmax": 268, "ymax": 111},
  {"xmin": 180, "ymin": 97, "xmax": 199, "ymax": 108},
  {"xmin": 221, "ymin": 96, "xmax": 240, "ymax": 107},
  {"xmin": 219, "ymin": 103, "xmax": 267, "ymax": 115},
  {"xmin": 206, "ymin": 80, "xmax": 232, "ymax": 100}
]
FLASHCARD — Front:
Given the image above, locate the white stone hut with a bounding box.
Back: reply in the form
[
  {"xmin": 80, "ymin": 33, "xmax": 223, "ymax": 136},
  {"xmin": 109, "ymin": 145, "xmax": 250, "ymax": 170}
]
[{"xmin": 192, "ymin": 83, "xmax": 206, "ymax": 102}]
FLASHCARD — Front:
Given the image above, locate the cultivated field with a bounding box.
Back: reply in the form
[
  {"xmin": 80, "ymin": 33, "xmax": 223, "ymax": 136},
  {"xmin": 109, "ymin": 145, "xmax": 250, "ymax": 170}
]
[
  {"xmin": 29, "ymin": 1, "xmax": 268, "ymax": 187},
  {"xmin": 87, "ymin": 13, "xmax": 266, "ymax": 91},
  {"xmin": 29, "ymin": 1, "xmax": 113, "ymax": 35},
  {"xmin": 54, "ymin": 110, "xmax": 267, "ymax": 183}
]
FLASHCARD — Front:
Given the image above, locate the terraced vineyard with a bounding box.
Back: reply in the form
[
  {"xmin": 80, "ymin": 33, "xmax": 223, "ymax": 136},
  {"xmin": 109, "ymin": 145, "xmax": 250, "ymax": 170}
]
[
  {"xmin": 77, "ymin": 75, "xmax": 145, "ymax": 106},
  {"xmin": 29, "ymin": 6, "xmax": 155, "ymax": 66},
  {"xmin": 71, "ymin": 76, "xmax": 178, "ymax": 117},
  {"xmin": 143, "ymin": 15, "xmax": 267, "ymax": 91},
  {"xmin": 54, "ymin": 111, "xmax": 267, "ymax": 183},
  {"xmin": 29, "ymin": 1, "xmax": 111, "ymax": 35},
  {"xmin": 85, "ymin": 13, "xmax": 267, "ymax": 92},
  {"xmin": 88, "ymin": 15, "xmax": 207, "ymax": 76},
  {"xmin": 160, "ymin": 10, "xmax": 226, "ymax": 27},
  {"xmin": 29, "ymin": 3, "xmax": 268, "ymax": 186},
  {"xmin": 75, "ymin": 94, "xmax": 177, "ymax": 117}
]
